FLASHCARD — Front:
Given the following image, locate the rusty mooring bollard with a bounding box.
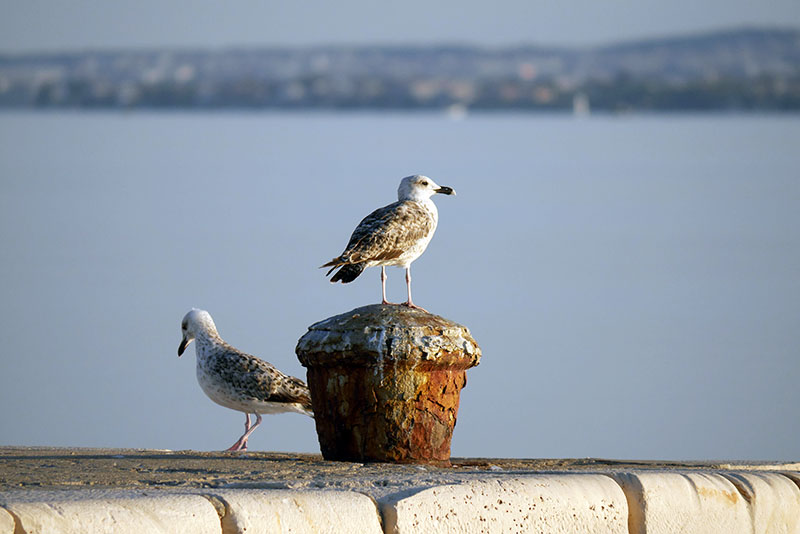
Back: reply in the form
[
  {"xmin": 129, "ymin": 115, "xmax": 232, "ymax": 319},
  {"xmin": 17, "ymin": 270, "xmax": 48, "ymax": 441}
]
[{"xmin": 296, "ymin": 304, "xmax": 481, "ymax": 465}]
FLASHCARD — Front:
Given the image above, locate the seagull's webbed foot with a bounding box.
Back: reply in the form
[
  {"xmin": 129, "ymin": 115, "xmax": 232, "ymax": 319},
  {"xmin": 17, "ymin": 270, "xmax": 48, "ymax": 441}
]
[
  {"xmin": 226, "ymin": 439, "xmax": 247, "ymax": 452},
  {"xmin": 402, "ymin": 301, "xmax": 429, "ymax": 313}
]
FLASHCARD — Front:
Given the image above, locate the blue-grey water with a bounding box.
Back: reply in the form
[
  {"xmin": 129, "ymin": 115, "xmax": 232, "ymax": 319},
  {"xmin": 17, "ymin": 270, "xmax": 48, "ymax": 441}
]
[{"xmin": 1, "ymin": 111, "xmax": 798, "ymax": 460}]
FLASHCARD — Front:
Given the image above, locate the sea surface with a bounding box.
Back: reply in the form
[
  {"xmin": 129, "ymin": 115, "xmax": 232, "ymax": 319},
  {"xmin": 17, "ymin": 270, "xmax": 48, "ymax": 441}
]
[{"xmin": 1, "ymin": 111, "xmax": 798, "ymax": 460}]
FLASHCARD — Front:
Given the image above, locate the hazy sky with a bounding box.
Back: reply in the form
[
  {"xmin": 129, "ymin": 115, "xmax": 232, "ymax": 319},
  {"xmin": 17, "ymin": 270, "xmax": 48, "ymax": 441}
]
[{"xmin": 2, "ymin": 0, "xmax": 799, "ymax": 52}]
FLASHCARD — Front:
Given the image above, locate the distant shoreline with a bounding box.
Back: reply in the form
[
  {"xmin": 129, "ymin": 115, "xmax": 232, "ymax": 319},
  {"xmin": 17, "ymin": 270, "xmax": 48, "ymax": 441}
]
[
  {"xmin": 2, "ymin": 27, "xmax": 798, "ymax": 112},
  {"xmin": 2, "ymin": 108, "xmax": 800, "ymax": 117}
]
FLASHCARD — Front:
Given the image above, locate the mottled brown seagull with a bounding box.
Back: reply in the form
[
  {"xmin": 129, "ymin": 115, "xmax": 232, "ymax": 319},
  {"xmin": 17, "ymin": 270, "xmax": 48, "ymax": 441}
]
[
  {"xmin": 178, "ymin": 309, "xmax": 313, "ymax": 452},
  {"xmin": 322, "ymin": 175, "xmax": 456, "ymax": 311}
]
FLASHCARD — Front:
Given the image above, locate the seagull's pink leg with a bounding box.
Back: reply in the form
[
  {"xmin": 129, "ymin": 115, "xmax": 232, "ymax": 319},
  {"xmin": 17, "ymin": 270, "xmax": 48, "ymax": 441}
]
[
  {"xmin": 227, "ymin": 413, "xmax": 263, "ymax": 452},
  {"xmin": 402, "ymin": 265, "xmax": 429, "ymax": 313},
  {"xmin": 227, "ymin": 413, "xmax": 253, "ymax": 452},
  {"xmin": 380, "ymin": 266, "xmax": 396, "ymax": 305}
]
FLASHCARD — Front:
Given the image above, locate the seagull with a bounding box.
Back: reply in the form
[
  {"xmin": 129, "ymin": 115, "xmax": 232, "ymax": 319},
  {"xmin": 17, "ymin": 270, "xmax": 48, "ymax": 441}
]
[
  {"xmin": 322, "ymin": 175, "xmax": 455, "ymax": 311},
  {"xmin": 177, "ymin": 309, "xmax": 313, "ymax": 452}
]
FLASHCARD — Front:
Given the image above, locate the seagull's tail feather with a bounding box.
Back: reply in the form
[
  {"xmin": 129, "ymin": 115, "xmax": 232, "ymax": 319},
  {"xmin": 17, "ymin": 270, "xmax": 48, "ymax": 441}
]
[
  {"xmin": 321, "ymin": 256, "xmax": 346, "ymax": 276},
  {"xmin": 320, "ymin": 257, "xmax": 340, "ymax": 269},
  {"xmin": 330, "ymin": 263, "xmax": 365, "ymax": 284}
]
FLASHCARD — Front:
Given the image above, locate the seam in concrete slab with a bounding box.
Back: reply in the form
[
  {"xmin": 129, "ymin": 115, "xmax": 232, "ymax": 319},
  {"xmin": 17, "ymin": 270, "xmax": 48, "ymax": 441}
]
[
  {"xmin": 354, "ymin": 490, "xmax": 385, "ymax": 533},
  {"xmin": 721, "ymin": 473, "xmax": 758, "ymax": 532},
  {"xmin": 2, "ymin": 505, "xmax": 23, "ymax": 534},
  {"xmin": 720, "ymin": 473, "xmax": 754, "ymax": 505},
  {"xmin": 198, "ymin": 493, "xmax": 230, "ymax": 534},
  {"xmin": 608, "ymin": 472, "xmax": 646, "ymax": 534},
  {"xmin": 782, "ymin": 472, "xmax": 800, "ymax": 491},
  {"xmin": 198, "ymin": 493, "xmax": 228, "ymax": 519}
]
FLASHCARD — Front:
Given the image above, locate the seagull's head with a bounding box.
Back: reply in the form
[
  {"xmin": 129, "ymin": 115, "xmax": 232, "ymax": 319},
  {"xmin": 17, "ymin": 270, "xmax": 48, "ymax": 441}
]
[
  {"xmin": 398, "ymin": 175, "xmax": 456, "ymax": 202},
  {"xmin": 178, "ymin": 308, "xmax": 217, "ymax": 357}
]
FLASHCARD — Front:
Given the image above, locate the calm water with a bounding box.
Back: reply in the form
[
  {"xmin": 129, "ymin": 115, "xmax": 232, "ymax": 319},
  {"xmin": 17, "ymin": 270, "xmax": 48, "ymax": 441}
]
[{"xmin": 1, "ymin": 111, "xmax": 798, "ymax": 460}]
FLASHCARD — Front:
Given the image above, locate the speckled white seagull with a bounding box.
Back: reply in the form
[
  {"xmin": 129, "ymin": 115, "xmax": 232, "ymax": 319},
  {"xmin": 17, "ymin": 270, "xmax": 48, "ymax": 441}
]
[
  {"xmin": 322, "ymin": 175, "xmax": 455, "ymax": 311},
  {"xmin": 178, "ymin": 309, "xmax": 313, "ymax": 452}
]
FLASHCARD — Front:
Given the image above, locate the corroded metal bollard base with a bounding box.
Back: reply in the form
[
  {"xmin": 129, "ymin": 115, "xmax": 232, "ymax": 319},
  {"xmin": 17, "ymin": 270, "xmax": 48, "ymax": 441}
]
[{"xmin": 296, "ymin": 304, "xmax": 481, "ymax": 465}]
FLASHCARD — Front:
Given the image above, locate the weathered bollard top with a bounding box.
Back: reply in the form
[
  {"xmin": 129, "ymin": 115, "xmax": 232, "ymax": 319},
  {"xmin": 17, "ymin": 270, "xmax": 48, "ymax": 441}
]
[
  {"xmin": 296, "ymin": 304, "xmax": 481, "ymax": 369},
  {"xmin": 296, "ymin": 304, "xmax": 481, "ymax": 464}
]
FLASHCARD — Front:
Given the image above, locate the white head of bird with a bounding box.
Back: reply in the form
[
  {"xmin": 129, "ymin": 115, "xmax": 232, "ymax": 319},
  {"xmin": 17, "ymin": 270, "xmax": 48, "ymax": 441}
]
[
  {"xmin": 178, "ymin": 308, "xmax": 219, "ymax": 356},
  {"xmin": 397, "ymin": 175, "xmax": 456, "ymax": 203}
]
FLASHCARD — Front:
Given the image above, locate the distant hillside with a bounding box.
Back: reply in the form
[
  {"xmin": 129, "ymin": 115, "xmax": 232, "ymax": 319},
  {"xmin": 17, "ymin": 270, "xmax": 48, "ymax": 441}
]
[{"xmin": 1, "ymin": 27, "xmax": 798, "ymax": 111}]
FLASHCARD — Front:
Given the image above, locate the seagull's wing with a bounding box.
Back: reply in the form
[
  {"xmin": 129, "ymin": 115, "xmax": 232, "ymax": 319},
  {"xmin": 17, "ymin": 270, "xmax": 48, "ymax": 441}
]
[
  {"xmin": 270, "ymin": 374, "xmax": 313, "ymax": 412},
  {"xmin": 324, "ymin": 200, "xmax": 433, "ymax": 268},
  {"xmin": 214, "ymin": 346, "xmax": 312, "ymax": 409}
]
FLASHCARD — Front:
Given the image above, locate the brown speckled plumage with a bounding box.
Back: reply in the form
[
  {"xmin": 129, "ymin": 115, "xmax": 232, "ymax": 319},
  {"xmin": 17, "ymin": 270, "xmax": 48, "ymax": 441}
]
[
  {"xmin": 323, "ymin": 200, "xmax": 434, "ymax": 277},
  {"xmin": 202, "ymin": 341, "xmax": 312, "ymax": 411}
]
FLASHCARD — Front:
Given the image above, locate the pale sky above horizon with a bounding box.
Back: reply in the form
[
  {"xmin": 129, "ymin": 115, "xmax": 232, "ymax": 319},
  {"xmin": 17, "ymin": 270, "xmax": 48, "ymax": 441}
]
[{"xmin": 1, "ymin": 0, "xmax": 799, "ymax": 53}]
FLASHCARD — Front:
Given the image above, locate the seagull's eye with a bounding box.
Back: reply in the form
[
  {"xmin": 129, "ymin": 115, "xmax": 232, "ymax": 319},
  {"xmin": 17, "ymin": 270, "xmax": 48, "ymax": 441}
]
[
  {"xmin": 421, "ymin": 181, "xmax": 429, "ymax": 186},
  {"xmin": 181, "ymin": 322, "xmax": 187, "ymax": 330}
]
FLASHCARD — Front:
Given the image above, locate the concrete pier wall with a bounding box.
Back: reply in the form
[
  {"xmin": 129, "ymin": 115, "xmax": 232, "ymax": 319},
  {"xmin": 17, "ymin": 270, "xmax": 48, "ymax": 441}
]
[{"xmin": 1, "ymin": 448, "xmax": 798, "ymax": 533}]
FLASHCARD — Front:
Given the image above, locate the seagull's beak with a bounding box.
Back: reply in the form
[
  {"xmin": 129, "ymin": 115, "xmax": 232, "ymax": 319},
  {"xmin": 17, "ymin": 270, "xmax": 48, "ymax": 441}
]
[
  {"xmin": 178, "ymin": 336, "xmax": 190, "ymax": 357},
  {"xmin": 435, "ymin": 186, "xmax": 456, "ymax": 196}
]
